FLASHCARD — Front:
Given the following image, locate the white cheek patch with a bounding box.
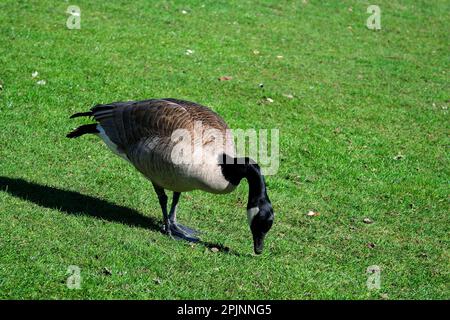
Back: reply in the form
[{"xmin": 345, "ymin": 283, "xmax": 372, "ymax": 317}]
[{"xmin": 247, "ymin": 207, "xmax": 259, "ymax": 226}]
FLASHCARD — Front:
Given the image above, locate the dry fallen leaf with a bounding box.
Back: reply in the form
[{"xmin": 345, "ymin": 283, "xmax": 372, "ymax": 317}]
[
  {"xmin": 102, "ymin": 267, "xmax": 112, "ymax": 276},
  {"xmin": 210, "ymin": 247, "xmax": 219, "ymax": 253},
  {"xmin": 363, "ymin": 218, "xmax": 373, "ymax": 224},
  {"xmin": 307, "ymin": 210, "xmax": 320, "ymax": 216},
  {"xmin": 282, "ymin": 93, "xmax": 294, "ymax": 99},
  {"xmin": 218, "ymin": 76, "xmax": 233, "ymax": 81},
  {"xmin": 418, "ymin": 252, "xmax": 428, "ymax": 258},
  {"xmin": 367, "ymin": 242, "xmax": 376, "ymax": 249},
  {"xmin": 266, "ymin": 97, "xmax": 274, "ymax": 103}
]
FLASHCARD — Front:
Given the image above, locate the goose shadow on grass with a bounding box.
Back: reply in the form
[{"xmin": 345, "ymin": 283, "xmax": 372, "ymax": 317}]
[{"xmin": 0, "ymin": 176, "xmax": 241, "ymax": 256}]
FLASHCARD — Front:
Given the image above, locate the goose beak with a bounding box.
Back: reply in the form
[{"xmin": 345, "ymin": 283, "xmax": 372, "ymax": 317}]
[{"xmin": 253, "ymin": 234, "xmax": 265, "ymax": 255}]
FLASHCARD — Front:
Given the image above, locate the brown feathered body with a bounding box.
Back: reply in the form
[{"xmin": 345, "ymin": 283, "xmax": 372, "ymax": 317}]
[{"xmin": 87, "ymin": 98, "xmax": 236, "ymax": 194}]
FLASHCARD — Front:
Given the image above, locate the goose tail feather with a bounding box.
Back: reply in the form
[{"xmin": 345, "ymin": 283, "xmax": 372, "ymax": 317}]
[
  {"xmin": 70, "ymin": 111, "xmax": 93, "ymax": 119},
  {"xmin": 66, "ymin": 124, "xmax": 99, "ymax": 138}
]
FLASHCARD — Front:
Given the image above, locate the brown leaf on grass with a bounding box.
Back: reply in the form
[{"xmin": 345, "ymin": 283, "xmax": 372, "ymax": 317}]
[
  {"xmin": 102, "ymin": 267, "xmax": 112, "ymax": 276},
  {"xmin": 218, "ymin": 76, "xmax": 233, "ymax": 81},
  {"xmin": 418, "ymin": 252, "xmax": 428, "ymax": 258},
  {"xmin": 363, "ymin": 218, "xmax": 373, "ymax": 224},
  {"xmin": 307, "ymin": 210, "xmax": 320, "ymax": 217},
  {"xmin": 367, "ymin": 242, "xmax": 376, "ymax": 249},
  {"xmin": 210, "ymin": 247, "xmax": 219, "ymax": 253}
]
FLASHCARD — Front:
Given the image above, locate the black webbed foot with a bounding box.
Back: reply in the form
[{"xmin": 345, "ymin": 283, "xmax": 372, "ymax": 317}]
[{"xmin": 164, "ymin": 222, "xmax": 200, "ymax": 243}]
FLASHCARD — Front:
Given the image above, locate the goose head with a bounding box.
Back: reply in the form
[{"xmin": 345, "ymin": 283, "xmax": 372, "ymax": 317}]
[{"xmin": 248, "ymin": 196, "xmax": 274, "ymax": 254}]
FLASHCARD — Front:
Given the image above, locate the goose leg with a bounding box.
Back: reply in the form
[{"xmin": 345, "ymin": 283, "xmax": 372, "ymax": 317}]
[
  {"xmin": 152, "ymin": 183, "xmax": 169, "ymax": 233},
  {"xmin": 169, "ymin": 192, "xmax": 201, "ymax": 237},
  {"xmin": 153, "ymin": 184, "xmax": 198, "ymax": 242}
]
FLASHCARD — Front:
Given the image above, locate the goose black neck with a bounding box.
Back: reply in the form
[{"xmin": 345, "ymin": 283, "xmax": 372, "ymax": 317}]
[
  {"xmin": 245, "ymin": 163, "xmax": 266, "ymax": 208},
  {"xmin": 219, "ymin": 154, "xmax": 267, "ymax": 208}
]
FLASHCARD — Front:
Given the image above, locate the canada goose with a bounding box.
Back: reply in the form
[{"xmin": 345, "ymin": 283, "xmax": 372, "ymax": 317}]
[{"xmin": 67, "ymin": 98, "xmax": 274, "ymax": 254}]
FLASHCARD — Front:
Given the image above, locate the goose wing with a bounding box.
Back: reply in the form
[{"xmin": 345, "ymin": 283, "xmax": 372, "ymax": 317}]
[{"xmin": 91, "ymin": 98, "xmax": 229, "ymax": 152}]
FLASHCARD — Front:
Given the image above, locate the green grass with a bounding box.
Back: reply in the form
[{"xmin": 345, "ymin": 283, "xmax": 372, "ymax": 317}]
[{"xmin": 0, "ymin": 0, "xmax": 448, "ymax": 299}]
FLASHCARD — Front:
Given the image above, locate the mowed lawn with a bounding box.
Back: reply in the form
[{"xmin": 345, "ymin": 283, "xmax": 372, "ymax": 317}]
[{"xmin": 0, "ymin": 0, "xmax": 448, "ymax": 299}]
